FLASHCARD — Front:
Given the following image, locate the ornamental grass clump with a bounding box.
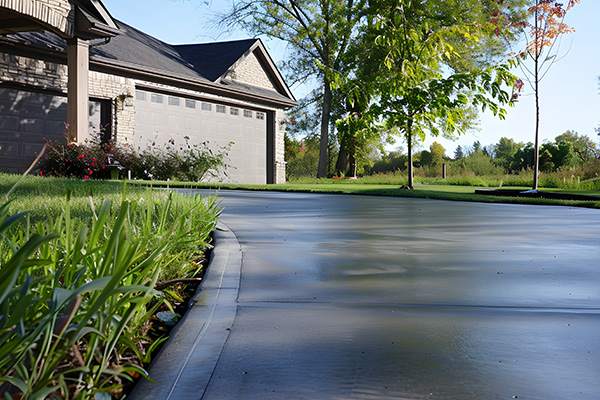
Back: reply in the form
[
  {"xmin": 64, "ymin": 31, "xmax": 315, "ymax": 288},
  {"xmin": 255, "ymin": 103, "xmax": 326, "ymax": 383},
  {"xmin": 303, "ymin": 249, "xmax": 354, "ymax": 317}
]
[{"xmin": 0, "ymin": 182, "xmax": 220, "ymax": 399}]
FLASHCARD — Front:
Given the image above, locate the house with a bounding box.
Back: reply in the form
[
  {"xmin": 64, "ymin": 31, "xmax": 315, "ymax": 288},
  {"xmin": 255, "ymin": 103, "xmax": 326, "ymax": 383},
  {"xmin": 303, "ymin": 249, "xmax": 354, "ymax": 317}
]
[{"xmin": 0, "ymin": 0, "xmax": 297, "ymax": 184}]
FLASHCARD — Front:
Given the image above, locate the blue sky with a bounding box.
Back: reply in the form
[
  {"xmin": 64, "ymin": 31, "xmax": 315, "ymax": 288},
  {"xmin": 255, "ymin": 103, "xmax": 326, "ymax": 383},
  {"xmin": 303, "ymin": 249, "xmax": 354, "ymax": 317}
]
[{"xmin": 102, "ymin": 0, "xmax": 600, "ymax": 155}]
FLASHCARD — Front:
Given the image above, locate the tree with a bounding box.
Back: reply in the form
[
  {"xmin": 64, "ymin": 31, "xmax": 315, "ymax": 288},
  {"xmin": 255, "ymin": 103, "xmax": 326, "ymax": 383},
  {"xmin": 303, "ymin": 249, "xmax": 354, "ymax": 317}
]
[
  {"xmin": 357, "ymin": 0, "xmax": 527, "ymax": 189},
  {"xmin": 220, "ymin": 0, "xmax": 368, "ymax": 178},
  {"xmin": 429, "ymin": 141, "xmax": 446, "ymax": 166},
  {"xmin": 494, "ymin": 136, "xmax": 523, "ymax": 172},
  {"xmin": 512, "ymin": 0, "xmax": 580, "ymax": 190},
  {"xmin": 454, "ymin": 145, "xmax": 464, "ymax": 160},
  {"xmin": 555, "ymin": 130, "xmax": 598, "ymax": 162}
]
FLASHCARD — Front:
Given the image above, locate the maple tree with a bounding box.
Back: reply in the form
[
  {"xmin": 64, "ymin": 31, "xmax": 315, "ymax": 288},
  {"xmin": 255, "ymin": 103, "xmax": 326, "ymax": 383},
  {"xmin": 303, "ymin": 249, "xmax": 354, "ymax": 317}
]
[{"xmin": 511, "ymin": 0, "xmax": 580, "ymax": 190}]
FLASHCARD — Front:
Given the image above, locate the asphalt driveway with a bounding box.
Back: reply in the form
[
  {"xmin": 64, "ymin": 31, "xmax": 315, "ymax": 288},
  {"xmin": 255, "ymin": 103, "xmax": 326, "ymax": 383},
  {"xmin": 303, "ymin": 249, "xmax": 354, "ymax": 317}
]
[{"xmin": 133, "ymin": 190, "xmax": 600, "ymax": 400}]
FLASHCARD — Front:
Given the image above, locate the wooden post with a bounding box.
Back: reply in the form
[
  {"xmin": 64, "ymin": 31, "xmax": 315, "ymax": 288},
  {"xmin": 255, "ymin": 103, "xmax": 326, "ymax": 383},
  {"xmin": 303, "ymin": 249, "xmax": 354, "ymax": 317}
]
[
  {"xmin": 443, "ymin": 163, "xmax": 447, "ymax": 179},
  {"xmin": 67, "ymin": 38, "xmax": 89, "ymax": 143}
]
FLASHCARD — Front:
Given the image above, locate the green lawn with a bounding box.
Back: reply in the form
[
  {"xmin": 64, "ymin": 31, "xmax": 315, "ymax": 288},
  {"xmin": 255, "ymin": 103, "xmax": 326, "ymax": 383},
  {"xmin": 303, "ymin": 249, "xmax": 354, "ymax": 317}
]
[{"xmin": 151, "ymin": 180, "xmax": 600, "ymax": 209}]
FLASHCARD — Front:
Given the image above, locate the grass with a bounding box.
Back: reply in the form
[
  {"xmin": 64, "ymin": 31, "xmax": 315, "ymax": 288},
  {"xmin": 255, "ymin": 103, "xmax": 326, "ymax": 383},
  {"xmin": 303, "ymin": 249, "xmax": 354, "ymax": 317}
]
[
  {"xmin": 141, "ymin": 178, "xmax": 600, "ymax": 209},
  {"xmin": 0, "ymin": 173, "xmax": 221, "ymax": 399}
]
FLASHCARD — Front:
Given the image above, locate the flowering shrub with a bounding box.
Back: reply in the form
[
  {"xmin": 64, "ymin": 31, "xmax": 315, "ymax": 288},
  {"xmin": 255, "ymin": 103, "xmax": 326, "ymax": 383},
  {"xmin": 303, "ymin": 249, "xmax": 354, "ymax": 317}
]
[{"xmin": 40, "ymin": 133, "xmax": 232, "ymax": 182}]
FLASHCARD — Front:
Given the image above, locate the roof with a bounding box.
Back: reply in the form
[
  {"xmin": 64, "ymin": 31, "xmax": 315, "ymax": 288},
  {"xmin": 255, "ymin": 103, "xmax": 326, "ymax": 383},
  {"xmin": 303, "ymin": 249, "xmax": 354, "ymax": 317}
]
[
  {"xmin": 0, "ymin": 19, "xmax": 297, "ymax": 108},
  {"xmin": 175, "ymin": 39, "xmax": 258, "ymax": 82}
]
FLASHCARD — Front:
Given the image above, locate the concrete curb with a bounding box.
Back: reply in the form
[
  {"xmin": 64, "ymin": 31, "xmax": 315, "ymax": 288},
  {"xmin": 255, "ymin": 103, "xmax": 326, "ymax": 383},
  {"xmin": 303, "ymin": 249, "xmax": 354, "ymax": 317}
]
[{"xmin": 130, "ymin": 222, "xmax": 242, "ymax": 400}]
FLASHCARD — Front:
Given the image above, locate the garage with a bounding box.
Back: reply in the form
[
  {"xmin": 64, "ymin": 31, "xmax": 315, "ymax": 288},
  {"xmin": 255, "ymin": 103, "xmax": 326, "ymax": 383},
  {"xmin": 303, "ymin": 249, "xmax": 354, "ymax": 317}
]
[
  {"xmin": 134, "ymin": 88, "xmax": 271, "ymax": 185},
  {"xmin": 0, "ymin": 88, "xmax": 103, "ymax": 173}
]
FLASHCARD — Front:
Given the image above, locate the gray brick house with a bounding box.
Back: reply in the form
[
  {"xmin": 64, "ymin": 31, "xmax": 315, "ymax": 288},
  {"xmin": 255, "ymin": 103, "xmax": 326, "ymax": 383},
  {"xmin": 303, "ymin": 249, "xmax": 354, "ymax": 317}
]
[{"xmin": 0, "ymin": 0, "xmax": 296, "ymax": 184}]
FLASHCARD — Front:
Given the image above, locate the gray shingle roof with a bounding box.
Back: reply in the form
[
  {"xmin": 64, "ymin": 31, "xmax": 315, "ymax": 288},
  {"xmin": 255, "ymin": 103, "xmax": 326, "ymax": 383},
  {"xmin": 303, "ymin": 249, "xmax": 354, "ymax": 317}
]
[
  {"xmin": 174, "ymin": 39, "xmax": 258, "ymax": 82},
  {"xmin": 90, "ymin": 21, "xmax": 210, "ymax": 83},
  {"xmin": 1, "ymin": 20, "xmax": 296, "ymax": 107}
]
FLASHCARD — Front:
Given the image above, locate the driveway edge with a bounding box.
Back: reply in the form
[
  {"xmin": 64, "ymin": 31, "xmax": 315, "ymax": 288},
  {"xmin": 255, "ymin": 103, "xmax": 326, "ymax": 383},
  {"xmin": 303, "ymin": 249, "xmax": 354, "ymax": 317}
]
[{"xmin": 130, "ymin": 222, "xmax": 242, "ymax": 400}]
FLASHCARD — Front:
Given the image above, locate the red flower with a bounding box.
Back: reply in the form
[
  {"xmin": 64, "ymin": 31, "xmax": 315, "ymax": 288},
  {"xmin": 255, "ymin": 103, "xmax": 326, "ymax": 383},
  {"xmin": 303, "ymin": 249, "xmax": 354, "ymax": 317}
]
[
  {"xmin": 78, "ymin": 155, "xmax": 84, "ymax": 159},
  {"xmin": 152, "ymin": 142, "xmax": 156, "ymax": 146},
  {"xmin": 84, "ymin": 175, "xmax": 89, "ymax": 180}
]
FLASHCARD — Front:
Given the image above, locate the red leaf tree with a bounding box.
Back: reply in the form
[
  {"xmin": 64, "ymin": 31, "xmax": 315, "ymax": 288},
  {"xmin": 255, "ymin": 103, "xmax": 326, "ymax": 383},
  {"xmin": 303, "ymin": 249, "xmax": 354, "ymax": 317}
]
[{"xmin": 514, "ymin": 0, "xmax": 580, "ymax": 190}]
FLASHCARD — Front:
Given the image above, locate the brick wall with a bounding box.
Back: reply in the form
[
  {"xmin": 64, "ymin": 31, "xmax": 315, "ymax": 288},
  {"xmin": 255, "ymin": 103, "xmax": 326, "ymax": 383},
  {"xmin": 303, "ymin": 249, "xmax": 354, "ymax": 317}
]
[
  {"xmin": 229, "ymin": 50, "xmax": 276, "ymax": 91},
  {"xmin": 88, "ymin": 71, "xmax": 136, "ymax": 142},
  {"xmin": 275, "ymin": 109, "xmax": 286, "ymax": 184},
  {"xmin": 0, "ymin": 53, "xmax": 136, "ymax": 142}
]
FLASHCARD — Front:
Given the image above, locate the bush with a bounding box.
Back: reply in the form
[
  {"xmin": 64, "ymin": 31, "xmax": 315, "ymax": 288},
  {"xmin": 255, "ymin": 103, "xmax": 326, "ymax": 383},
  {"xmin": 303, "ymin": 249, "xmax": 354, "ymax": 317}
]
[{"xmin": 40, "ymin": 134, "xmax": 232, "ymax": 182}]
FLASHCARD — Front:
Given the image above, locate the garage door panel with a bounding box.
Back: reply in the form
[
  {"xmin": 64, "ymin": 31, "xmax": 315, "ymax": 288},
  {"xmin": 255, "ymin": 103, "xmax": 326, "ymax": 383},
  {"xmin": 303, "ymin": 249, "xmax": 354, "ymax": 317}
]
[
  {"xmin": 22, "ymin": 142, "xmax": 46, "ymax": 158},
  {"xmin": 46, "ymin": 121, "xmax": 67, "ymax": 137},
  {"xmin": 22, "ymin": 118, "xmax": 45, "ymax": 133},
  {"xmin": 0, "ymin": 89, "xmax": 101, "ymax": 173},
  {"xmin": 0, "ymin": 142, "xmax": 19, "ymax": 157},
  {"xmin": 135, "ymin": 90, "xmax": 268, "ymax": 184},
  {"xmin": 0, "ymin": 116, "xmax": 20, "ymax": 131}
]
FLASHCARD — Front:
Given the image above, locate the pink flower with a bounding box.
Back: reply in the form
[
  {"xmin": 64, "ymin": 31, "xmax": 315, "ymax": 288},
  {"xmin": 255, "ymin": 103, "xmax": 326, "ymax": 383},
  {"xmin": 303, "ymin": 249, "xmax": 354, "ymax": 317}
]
[{"xmin": 84, "ymin": 175, "xmax": 89, "ymax": 180}]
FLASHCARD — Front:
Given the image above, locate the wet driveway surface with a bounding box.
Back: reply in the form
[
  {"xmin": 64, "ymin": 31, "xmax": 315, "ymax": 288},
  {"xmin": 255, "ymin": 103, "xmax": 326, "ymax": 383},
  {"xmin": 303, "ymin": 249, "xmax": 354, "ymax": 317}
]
[{"xmin": 190, "ymin": 190, "xmax": 599, "ymax": 399}]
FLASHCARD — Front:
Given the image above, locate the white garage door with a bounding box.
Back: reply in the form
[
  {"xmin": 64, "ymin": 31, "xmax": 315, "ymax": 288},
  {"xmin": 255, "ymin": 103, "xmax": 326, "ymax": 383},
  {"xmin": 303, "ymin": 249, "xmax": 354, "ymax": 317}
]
[
  {"xmin": 134, "ymin": 89, "xmax": 268, "ymax": 184},
  {"xmin": 0, "ymin": 88, "xmax": 102, "ymax": 173}
]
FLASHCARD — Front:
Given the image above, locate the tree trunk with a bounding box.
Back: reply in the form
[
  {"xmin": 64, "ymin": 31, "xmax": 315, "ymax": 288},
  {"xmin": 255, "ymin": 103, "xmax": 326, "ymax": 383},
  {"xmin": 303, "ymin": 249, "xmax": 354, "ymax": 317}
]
[
  {"xmin": 532, "ymin": 1, "xmax": 540, "ymax": 191},
  {"xmin": 407, "ymin": 122, "xmax": 414, "ymax": 189},
  {"xmin": 318, "ymin": 80, "xmax": 333, "ymax": 178},
  {"xmin": 335, "ymin": 144, "xmax": 349, "ymax": 176}
]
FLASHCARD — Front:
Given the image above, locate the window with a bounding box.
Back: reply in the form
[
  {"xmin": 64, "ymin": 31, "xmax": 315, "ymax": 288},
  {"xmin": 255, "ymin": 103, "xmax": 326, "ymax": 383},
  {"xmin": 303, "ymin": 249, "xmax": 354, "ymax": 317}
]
[
  {"xmin": 230, "ymin": 107, "xmax": 239, "ymax": 116},
  {"xmin": 168, "ymin": 96, "xmax": 180, "ymax": 106},
  {"xmin": 201, "ymin": 102, "xmax": 212, "ymax": 111},
  {"xmin": 136, "ymin": 90, "xmax": 147, "ymax": 101},
  {"xmin": 243, "ymin": 110, "xmax": 253, "ymax": 118},
  {"xmin": 256, "ymin": 112, "xmax": 265, "ymax": 120},
  {"xmin": 151, "ymin": 93, "xmax": 163, "ymax": 104},
  {"xmin": 185, "ymin": 99, "xmax": 196, "ymax": 109},
  {"xmin": 216, "ymin": 105, "xmax": 226, "ymax": 114}
]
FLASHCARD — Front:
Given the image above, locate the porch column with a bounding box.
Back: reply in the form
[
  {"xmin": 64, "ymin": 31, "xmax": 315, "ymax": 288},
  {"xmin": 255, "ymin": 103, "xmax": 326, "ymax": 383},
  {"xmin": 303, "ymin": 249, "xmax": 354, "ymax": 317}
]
[{"xmin": 67, "ymin": 38, "xmax": 89, "ymax": 142}]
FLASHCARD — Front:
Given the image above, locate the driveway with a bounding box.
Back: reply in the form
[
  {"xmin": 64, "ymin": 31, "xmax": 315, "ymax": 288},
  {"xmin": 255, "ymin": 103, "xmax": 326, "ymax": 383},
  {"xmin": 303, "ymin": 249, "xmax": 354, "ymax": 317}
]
[{"xmin": 134, "ymin": 190, "xmax": 600, "ymax": 400}]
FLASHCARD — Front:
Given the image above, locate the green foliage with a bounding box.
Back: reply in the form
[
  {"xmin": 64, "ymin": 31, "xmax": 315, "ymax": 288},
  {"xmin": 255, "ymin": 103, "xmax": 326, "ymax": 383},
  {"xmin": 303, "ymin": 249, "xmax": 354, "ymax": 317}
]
[
  {"xmin": 220, "ymin": 0, "xmax": 369, "ymax": 178},
  {"xmin": 494, "ymin": 137, "xmax": 523, "ymax": 171},
  {"xmin": 39, "ymin": 134, "xmax": 231, "ymax": 182},
  {"xmin": 0, "ymin": 177, "xmax": 220, "ymax": 399}
]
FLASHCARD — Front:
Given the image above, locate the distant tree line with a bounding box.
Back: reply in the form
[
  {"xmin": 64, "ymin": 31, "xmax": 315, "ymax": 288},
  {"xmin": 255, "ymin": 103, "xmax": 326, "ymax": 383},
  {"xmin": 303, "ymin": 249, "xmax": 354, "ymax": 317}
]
[{"xmin": 285, "ymin": 129, "xmax": 600, "ymax": 181}]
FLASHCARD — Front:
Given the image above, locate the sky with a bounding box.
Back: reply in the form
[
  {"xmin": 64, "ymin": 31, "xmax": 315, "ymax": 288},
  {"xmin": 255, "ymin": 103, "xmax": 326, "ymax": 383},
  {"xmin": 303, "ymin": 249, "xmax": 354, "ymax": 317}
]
[{"xmin": 102, "ymin": 0, "xmax": 600, "ymax": 156}]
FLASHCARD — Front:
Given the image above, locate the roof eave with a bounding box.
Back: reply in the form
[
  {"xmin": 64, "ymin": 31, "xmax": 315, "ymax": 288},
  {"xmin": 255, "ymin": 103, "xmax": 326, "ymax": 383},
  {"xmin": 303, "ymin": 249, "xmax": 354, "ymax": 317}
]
[{"xmin": 90, "ymin": 57, "xmax": 298, "ymax": 109}]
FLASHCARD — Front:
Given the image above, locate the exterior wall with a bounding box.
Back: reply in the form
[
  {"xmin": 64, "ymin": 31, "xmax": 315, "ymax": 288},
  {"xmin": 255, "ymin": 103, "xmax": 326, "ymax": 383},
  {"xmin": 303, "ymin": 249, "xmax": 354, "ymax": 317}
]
[
  {"xmin": 0, "ymin": 52, "xmax": 136, "ymax": 141},
  {"xmin": 228, "ymin": 50, "xmax": 276, "ymax": 91},
  {"xmin": 0, "ymin": 0, "xmax": 73, "ymax": 36},
  {"xmin": 88, "ymin": 71, "xmax": 136, "ymax": 141},
  {"xmin": 275, "ymin": 108, "xmax": 286, "ymax": 184},
  {"xmin": 0, "ymin": 52, "xmax": 67, "ymax": 90},
  {"xmin": 0, "ymin": 50, "xmax": 288, "ymax": 183}
]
